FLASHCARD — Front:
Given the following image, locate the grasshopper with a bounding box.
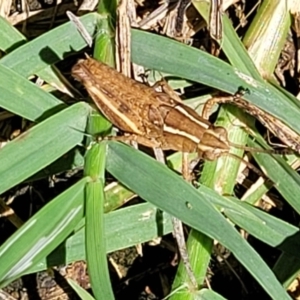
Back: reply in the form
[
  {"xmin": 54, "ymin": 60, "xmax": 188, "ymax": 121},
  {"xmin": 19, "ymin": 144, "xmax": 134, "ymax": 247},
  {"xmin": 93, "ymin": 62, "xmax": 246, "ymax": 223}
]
[{"xmin": 72, "ymin": 56, "xmax": 249, "ymax": 162}]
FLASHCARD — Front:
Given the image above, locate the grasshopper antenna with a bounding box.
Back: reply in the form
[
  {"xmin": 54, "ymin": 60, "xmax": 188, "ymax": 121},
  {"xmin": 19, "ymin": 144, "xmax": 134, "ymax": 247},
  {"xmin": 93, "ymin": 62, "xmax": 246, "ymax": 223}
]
[
  {"xmin": 228, "ymin": 141, "xmax": 294, "ymax": 155},
  {"xmin": 225, "ymin": 152, "xmax": 267, "ymax": 179}
]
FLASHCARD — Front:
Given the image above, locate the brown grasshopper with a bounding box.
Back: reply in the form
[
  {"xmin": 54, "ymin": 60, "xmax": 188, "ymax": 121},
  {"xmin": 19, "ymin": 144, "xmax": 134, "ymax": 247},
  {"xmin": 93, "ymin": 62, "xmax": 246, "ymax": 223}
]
[{"xmin": 72, "ymin": 56, "xmax": 255, "ymax": 164}]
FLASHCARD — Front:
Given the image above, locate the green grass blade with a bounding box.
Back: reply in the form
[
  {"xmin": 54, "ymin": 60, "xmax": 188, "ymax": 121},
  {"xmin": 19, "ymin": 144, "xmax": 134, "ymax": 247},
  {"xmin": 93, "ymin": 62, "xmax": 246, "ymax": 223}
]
[
  {"xmin": 0, "ymin": 63, "xmax": 64, "ymax": 121},
  {"xmin": 0, "ymin": 17, "xmax": 78, "ymax": 96},
  {"xmin": 0, "ymin": 16, "xmax": 26, "ymax": 51},
  {"xmin": 0, "ymin": 102, "xmax": 90, "ymax": 194},
  {"xmin": 0, "ymin": 13, "xmax": 98, "ymax": 77},
  {"xmin": 215, "ymin": 197, "xmax": 299, "ymax": 249},
  {"xmin": 83, "ymin": 8, "xmax": 118, "ymax": 292},
  {"xmin": 0, "ymin": 178, "xmax": 87, "ymax": 287},
  {"xmin": 84, "ymin": 141, "xmax": 114, "ymax": 300},
  {"xmin": 93, "ymin": 0, "xmax": 117, "ymax": 66},
  {"xmin": 243, "ymin": 0, "xmax": 290, "ymax": 76},
  {"xmin": 85, "ymin": 179, "xmax": 114, "ymax": 300}
]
